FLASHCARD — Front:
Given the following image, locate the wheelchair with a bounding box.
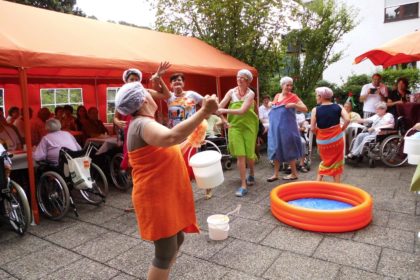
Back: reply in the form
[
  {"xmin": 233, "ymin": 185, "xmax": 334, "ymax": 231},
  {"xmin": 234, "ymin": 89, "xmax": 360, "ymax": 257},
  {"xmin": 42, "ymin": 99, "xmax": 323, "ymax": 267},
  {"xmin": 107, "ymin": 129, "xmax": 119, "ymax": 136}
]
[
  {"xmin": 348, "ymin": 117, "xmax": 407, "ymax": 168},
  {"xmin": 109, "ymin": 152, "xmax": 132, "ymax": 191},
  {"xmin": 36, "ymin": 143, "xmax": 109, "ymax": 220}
]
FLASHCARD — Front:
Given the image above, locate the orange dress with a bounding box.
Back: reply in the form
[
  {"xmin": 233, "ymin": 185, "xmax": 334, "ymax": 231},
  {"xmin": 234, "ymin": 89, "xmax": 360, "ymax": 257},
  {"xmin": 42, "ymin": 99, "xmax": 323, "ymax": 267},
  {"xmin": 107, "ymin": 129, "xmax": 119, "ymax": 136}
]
[{"xmin": 129, "ymin": 144, "xmax": 199, "ymax": 241}]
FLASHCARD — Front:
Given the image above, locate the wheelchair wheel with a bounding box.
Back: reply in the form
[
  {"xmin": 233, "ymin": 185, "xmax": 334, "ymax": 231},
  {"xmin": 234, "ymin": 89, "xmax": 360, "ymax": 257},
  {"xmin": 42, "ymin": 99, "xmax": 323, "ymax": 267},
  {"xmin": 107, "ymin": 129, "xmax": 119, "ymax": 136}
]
[
  {"xmin": 4, "ymin": 181, "xmax": 31, "ymax": 235},
  {"xmin": 80, "ymin": 163, "xmax": 108, "ymax": 205},
  {"xmin": 380, "ymin": 135, "xmax": 407, "ymax": 167},
  {"xmin": 110, "ymin": 153, "xmax": 132, "ymax": 191},
  {"xmin": 37, "ymin": 171, "xmax": 70, "ymax": 220},
  {"xmin": 223, "ymin": 159, "xmax": 233, "ymax": 170}
]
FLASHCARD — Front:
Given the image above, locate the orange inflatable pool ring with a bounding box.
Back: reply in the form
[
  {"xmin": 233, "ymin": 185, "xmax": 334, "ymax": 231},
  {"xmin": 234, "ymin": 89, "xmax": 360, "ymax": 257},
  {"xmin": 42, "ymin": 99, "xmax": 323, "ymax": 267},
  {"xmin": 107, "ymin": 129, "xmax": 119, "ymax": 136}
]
[{"xmin": 270, "ymin": 181, "xmax": 373, "ymax": 232}]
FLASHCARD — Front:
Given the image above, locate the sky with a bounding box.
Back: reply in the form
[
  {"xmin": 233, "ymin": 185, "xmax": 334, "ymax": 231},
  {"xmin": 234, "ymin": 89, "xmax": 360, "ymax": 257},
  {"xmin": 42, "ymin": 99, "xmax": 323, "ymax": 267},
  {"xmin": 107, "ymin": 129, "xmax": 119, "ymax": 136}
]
[{"xmin": 75, "ymin": 0, "xmax": 155, "ymax": 28}]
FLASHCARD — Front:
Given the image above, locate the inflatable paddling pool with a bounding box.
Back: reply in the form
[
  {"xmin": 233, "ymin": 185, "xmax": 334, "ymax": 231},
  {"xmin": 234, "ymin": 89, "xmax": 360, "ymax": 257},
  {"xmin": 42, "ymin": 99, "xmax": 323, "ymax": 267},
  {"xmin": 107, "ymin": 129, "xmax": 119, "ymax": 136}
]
[{"xmin": 270, "ymin": 181, "xmax": 373, "ymax": 232}]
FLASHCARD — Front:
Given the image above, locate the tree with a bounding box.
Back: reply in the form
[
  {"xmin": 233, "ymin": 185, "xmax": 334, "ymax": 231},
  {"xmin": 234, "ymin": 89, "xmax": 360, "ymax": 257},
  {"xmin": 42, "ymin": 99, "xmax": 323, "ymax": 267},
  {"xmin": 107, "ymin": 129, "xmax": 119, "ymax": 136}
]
[
  {"xmin": 152, "ymin": 0, "xmax": 296, "ymax": 96},
  {"xmin": 282, "ymin": 0, "xmax": 356, "ymax": 107},
  {"xmin": 6, "ymin": 0, "xmax": 85, "ymax": 16}
]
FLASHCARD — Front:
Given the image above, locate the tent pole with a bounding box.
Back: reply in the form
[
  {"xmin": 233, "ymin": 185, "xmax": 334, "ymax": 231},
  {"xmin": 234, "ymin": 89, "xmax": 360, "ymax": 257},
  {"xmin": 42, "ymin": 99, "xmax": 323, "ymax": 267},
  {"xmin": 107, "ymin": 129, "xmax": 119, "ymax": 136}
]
[
  {"xmin": 216, "ymin": 77, "xmax": 221, "ymax": 100},
  {"xmin": 256, "ymin": 76, "xmax": 260, "ymax": 108},
  {"xmin": 18, "ymin": 67, "xmax": 40, "ymax": 224}
]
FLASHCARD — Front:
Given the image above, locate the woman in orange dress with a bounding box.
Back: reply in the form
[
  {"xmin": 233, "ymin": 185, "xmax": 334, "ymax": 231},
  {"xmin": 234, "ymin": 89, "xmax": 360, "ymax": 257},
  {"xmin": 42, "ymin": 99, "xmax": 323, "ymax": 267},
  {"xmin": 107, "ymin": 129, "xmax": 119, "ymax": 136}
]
[{"xmin": 115, "ymin": 82, "xmax": 218, "ymax": 280}]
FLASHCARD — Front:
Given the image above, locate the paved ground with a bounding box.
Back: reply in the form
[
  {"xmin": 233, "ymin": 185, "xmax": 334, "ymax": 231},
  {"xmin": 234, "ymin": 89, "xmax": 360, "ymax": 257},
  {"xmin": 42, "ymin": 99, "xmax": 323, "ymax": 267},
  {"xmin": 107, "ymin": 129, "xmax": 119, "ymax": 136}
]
[{"xmin": 0, "ymin": 154, "xmax": 419, "ymax": 280}]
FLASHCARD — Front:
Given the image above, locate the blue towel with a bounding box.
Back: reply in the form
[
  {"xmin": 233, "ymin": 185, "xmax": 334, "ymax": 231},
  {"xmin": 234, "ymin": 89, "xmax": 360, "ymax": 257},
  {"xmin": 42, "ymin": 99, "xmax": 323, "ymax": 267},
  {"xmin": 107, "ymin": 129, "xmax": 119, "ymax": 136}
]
[{"xmin": 268, "ymin": 105, "xmax": 303, "ymax": 162}]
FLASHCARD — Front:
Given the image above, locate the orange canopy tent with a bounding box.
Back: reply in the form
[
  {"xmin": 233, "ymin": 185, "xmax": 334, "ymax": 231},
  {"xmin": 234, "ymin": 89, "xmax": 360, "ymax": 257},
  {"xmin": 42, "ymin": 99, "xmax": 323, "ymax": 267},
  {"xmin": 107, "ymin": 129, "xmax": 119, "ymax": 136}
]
[
  {"xmin": 354, "ymin": 30, "xmax": 420, "ymax": 67},
  {"xmin": 0, "ymin": 0, "xmax": 257, "ymax": 223}
]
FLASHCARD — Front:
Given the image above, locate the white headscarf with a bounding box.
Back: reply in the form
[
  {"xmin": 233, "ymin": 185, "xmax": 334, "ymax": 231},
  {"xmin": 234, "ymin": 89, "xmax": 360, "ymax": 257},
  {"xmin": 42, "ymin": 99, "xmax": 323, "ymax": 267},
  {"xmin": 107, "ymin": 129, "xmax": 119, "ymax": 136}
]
[
  {"xmin": 237, "ymin": 69, "xmax": 253, "ymax": 83},
  {"xmin": 122, "ymin": 68, "xmax": 142, "ymax": 83},
  {"xmin": 115, "ymin": 82, "xmax": 147, "ymax": 115}
]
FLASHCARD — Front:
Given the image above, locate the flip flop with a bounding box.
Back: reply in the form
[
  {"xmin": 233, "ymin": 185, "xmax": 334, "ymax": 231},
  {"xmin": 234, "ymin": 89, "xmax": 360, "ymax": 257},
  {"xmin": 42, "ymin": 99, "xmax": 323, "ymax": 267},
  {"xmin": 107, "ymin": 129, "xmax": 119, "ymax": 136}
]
[
  {"xmin": 282, "ymin": 175, "xmax": 298, "ymax": 181},
  {"xmin": 267, "ymin": 177, "xmax": 279, "ymax": 182}
]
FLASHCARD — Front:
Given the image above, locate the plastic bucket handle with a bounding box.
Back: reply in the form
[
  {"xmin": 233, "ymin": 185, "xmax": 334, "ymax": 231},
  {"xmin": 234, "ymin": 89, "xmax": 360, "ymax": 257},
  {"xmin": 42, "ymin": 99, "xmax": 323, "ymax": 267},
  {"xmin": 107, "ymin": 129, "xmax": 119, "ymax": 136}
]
[{"xmin": 187, "ymin": 140, "xmax": 222, "ymax": 162}]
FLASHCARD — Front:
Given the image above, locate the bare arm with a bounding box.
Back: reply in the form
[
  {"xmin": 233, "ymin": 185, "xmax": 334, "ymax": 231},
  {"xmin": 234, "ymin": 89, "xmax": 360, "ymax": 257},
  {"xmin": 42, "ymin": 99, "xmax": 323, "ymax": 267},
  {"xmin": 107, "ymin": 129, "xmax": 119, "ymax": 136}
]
[
  {"xmin": 340, "ymin": 107, "xmax": 350, "ymax": 131},
  {"xmin": 310, "ymin": 107, "xmax": 317, "ymax": 135},
  {"xmin": 288, "ymin": 100, "xmax": 308, "ymax": 112},
  {"xmin": 149, "ymin": 62, "xmax": 171, "ymax": 100},
  {"xmin": 113, "ymin": 111, "xmax": 127, "ymax": 128},
  {"xmin": 142, "ymin": 96, "xmax": 218, "ymax": 147}
]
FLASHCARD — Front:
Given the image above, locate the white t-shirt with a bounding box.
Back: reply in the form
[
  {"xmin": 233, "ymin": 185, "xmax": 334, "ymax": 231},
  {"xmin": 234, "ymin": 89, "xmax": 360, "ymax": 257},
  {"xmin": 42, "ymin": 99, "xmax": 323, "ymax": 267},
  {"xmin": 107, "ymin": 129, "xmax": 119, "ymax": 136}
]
[
  {"xmin": 366, "ymin": 112, "xmax": 394, "ymax": 133},
  {"xmin": 166, "ymin": 91, "xmax": 203, "ymax": 128},
  {"xmin": 258, "ymin": 105, "xmax": 271, "ymax": 127},
  {"xmin": 360, "ymin": 83, "xmax": 388, "ymax": 113}
]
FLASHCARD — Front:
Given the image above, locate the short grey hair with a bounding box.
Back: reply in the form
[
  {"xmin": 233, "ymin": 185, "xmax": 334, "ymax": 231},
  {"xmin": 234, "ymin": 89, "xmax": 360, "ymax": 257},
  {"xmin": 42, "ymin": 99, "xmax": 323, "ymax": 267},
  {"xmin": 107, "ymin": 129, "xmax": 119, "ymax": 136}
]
[
  {"xmin": 375, "ymin": 101, "xmax": 387, "ymax": 110},
  {"xmin": 280, "ymin": 76, "xmax": 293, "ymax": 87},
  {"xmin": 237, "ymin": 69, "xmax": 253, "ymax": 83},
  {"xmin": 46, "ymin": 118, "xmax": 61, "ymax": 132}
]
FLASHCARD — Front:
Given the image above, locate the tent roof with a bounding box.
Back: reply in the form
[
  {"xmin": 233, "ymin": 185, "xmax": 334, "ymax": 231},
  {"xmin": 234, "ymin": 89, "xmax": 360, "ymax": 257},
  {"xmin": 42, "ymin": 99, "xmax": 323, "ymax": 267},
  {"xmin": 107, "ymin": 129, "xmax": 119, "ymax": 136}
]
[{"xmin": 0, "ymin": 0, "xmax": 256, "ymax": 78}]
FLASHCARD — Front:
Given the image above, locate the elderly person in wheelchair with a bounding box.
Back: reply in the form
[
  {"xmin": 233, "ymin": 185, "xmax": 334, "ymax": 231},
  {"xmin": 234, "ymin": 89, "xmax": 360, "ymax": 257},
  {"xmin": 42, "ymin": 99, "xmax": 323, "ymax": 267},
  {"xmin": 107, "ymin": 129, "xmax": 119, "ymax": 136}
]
[
  {"xmin": 33, "ymin": 118, "xmax": 81, "ymax": 165},
  {"xmin": 347, "ymin": 102, "xmax": 400, "ymax": 166}
]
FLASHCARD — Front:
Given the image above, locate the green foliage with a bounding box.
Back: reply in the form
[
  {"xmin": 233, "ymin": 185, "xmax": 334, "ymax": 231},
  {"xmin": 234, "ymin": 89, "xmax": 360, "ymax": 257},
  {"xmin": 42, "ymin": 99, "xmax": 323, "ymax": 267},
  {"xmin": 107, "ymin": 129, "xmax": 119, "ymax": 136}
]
[
  {"xmin": 152, "ymin": 0, "xmax": 295, "ymax": 95},
  {"xmin": 282, "ymin": 0, "xmax": 357, "ymax": 106},
  {"xmin": 7, "ymin": 0, "xmax": 85, "ymax": 16},
  {"xmin": 380, "ymin": 68, "xmax": 420, "ymax": 90}
]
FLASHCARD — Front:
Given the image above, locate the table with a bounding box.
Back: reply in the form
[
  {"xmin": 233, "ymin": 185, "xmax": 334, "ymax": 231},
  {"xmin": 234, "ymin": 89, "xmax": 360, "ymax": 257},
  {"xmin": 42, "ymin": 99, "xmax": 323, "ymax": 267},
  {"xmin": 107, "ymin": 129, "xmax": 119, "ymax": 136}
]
[
  {"xmin": 85, "ymin": 135, "xmax": 119, "ymax": 155},
  {"xmin": 11, "ymin": 151, "xmax": 37, "ymax": 170}
]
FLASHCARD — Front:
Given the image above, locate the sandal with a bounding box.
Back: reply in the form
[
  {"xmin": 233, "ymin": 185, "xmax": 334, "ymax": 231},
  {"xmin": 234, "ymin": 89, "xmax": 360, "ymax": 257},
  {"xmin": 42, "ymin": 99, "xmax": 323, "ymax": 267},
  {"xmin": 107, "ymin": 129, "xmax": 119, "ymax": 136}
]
[
  {"xmin": 299, "ymin": 166, "xmax": 309, "ymax": 173},
  {"xmin": 267, "ymin": 177, "xmax": 279, "ymax": 182},
  {"xmin": 282, "ymin": 175, "xmax": 298, "ymax": 181},
  {"xmin": 235, "ymin": 187, "xmax": 249, "ymax": 197}
]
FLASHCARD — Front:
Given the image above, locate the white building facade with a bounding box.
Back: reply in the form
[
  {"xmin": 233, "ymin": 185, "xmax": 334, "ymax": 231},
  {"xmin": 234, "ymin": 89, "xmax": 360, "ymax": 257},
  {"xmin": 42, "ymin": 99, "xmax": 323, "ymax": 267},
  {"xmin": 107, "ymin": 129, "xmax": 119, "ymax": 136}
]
[{"xmin": 323, "ymin": 0, "xmax": 420, "ymax": 85}]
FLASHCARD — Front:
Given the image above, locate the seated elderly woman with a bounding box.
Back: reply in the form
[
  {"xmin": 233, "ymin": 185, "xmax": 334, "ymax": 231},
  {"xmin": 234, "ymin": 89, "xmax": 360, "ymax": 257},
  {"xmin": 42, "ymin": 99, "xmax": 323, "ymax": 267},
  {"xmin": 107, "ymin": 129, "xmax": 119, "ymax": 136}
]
[
  {"xmin": 33, "ymin": 119, "xmax": 81, "ymax": 166},
  {"xmin": 347, "ymin": 102, "xmax": 394, "ymax": 159}
]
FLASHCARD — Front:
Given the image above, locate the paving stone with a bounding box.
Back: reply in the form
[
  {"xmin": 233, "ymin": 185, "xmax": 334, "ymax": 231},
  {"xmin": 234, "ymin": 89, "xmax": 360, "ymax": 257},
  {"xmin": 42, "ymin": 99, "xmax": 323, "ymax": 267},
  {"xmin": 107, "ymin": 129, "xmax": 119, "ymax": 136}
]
[
  {"xmin": 371, "ymin": 209, "xmax": 390, "ymax": 227},
  {"xmin": 111, "ymin": 273, "xmax": 139, "ymax": 280},
  {"xmin": 314, "ymin": 237, "xmax": 381, "ymax": 272},
  {"xmin": 45, "ymin": 258, "xmax": 119, "ymax": 280},
  {"xmin": 0, "ymin": 269, "xmax": 17, "ymax": 280},
  {"xmin": 353, "ymin": 225, "xmax": 414, "ymax": 253},
  {"xmin": 2, "ymin": 245, "xmax": 81, "ymax": 280},
  {"xmin": 387, "ymin": 212, "xmax": 420, "ymax": 232},
  {"xmin": 44, "ymin": 222, "xmax": 108, "ymax": 249},
  {"xmin": 263, "ymin": 251, "xmax": 340, "ymax": 280},
  {"xmin": 374, "ymin": 197, "xmax": 416, "ymax": 214},
  {"xmin": 210, "ymin": 239, "xmax": 280, "ymax": 277},
  {"xmin": 0, "ymin": 235, "xmax": 50, "ymax": 265},
  {"xmin": 220, "ymin": 270, "xmax": 265, "ymax": 280},
  {"xmin": 194, "ymin": 196, "xmax": 232, "ymax": 213},
  {"xmin": 107, "ymin": 241, "xmax": 154, "ymax": 278},
  {"xmin": 104, "ymin": 190, "xmax": 133, "ymax": 210},
  {"xmin": 72, "ymin": 204, "xmax": 124, "ymax": 224},
  {"xmin": 229, "ymin": 217, "xmax": 276, "ymax": 243},
  {"xmin": 377, "ymin": 248, "xmax": 420, "ymax": 279},
  {"xmin": 224, "ymin": 201, "xmax": 268, "ymax": 220},
  {"xmin": 417, "ymin": 201, "xmax": 420, "ymax": 216},
  {"xmin": 28, "ymin": 216, "xmax": 78, "ymax": 237},
  {"xmin": 0, "ymin": 227, "xmax": 20, "ymax": 244},
  {"xmin": 171, "ymin": 254, "xmax": 229, "ymax": 280},
  {"xmin": 100, "ymin": 212, "xmax": 138, "ymax": 235},
  {"xmin": 261, "ymin": 226, "xmax": 323, "ymax": 256},
  {"xmin": 336, "ymin": 266, "xmax": 386, "ymax": 280},
  {"xmin": 74, "ymin": 231, "xmax": 140, "ymax": 262},
  {"xmin": 180, "ymin": 231, "xmax": 233, "ymax": 260},
  {"xmin": 393, "ymin": 185, "xmax": 418, "ymax": 201},
  {"xmin": 259, "ymin": 209, "xmax": 284, "ymax": 225}
]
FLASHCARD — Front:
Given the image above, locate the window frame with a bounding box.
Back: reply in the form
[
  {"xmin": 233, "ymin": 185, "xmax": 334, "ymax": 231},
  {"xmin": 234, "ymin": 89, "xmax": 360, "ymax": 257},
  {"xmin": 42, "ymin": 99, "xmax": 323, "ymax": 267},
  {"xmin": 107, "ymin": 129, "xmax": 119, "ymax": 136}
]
[
  {"xmin": 39, "ymin": 87, "xmax": 84, "ymax": 113},
  {"xmin": 384, "ymin": 1, "xmax": 419, "ymax": 23},
  {"xmin": 0, "ymin": 88, "xmax": 4, "ymax": 117},
  {"xmin": 106, "ymin": 87, "xmax": 120, "ymax": 123}
]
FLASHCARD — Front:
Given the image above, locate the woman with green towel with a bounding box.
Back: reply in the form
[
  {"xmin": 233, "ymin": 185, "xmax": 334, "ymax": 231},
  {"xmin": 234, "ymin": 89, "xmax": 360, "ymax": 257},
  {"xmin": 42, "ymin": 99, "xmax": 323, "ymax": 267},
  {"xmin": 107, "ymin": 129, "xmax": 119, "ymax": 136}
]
[{"xmin": 218, "ymin": 69, "xmax": 259, "ymax": 197}]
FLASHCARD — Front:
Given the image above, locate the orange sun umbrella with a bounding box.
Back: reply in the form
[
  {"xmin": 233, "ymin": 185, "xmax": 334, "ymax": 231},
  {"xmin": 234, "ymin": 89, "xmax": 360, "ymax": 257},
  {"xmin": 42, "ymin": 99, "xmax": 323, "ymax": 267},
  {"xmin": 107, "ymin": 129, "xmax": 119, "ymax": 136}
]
[{"xmin": 354, "ymin": 30, "xmax": 420, "ymax": 68}]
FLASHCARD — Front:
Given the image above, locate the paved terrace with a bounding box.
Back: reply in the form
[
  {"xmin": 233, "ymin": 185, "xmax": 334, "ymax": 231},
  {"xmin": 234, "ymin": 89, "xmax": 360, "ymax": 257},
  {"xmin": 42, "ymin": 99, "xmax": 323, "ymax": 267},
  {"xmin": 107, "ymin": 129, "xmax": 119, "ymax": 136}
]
[{"xmin": 0, "ymin": 156, "xmax": 419, "ymax": 280}]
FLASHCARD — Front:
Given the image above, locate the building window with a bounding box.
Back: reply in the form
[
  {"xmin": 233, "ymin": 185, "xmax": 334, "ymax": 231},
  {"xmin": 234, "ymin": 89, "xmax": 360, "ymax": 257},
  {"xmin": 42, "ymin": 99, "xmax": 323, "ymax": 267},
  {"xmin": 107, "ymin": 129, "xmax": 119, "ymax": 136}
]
[
  {"xmin": 106, "ymin": 87, "xmax": 119, "ymax": 123},
  {"xmin": 0, "ymin": 88, "xmax": 4, "ymax": 116},
  {"xmin": 40, "ymin": 88, "xmax": 83, "ymax": 114},
  {"xmin": 385, "ymin": 1, "xmax": 419, "ymax": 22}
]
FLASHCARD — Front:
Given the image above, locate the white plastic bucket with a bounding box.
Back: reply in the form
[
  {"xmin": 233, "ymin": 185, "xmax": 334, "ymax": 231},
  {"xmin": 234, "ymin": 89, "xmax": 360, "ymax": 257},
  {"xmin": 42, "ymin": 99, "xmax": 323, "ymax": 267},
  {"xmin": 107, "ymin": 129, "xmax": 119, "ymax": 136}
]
[
  {"xmin": 189, "ymin": 140, "xmax": 224, "ymax": 189},
  {"xmin": 207, "ymin": 214, "xmax": 229, "ymax": 240},
  {"xmin": 407, "ymin": 154, "xmax": 420, "ymax": 165},
  {"xmin": 404, "ymin": 133, "xmax": 420, "ymax": 155}
]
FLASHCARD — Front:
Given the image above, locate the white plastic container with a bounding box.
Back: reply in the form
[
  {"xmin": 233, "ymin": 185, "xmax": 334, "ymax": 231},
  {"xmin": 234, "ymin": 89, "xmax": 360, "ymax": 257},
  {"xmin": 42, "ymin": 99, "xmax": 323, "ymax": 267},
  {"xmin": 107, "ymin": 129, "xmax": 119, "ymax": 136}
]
[
  {"xmin": 404, "ymin": 131, "xmax": 420, "ymax": 156},
  {"xmin": 189, "ymin": 141, "xmax": 224, "ymax": 189},
  {"xmin": 207, "ymin": 214, "xmax": 229, "ymax": 240},
  {"xmin": 408, "ymin": 154, "xmax": 420, "ymax": 165}
]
